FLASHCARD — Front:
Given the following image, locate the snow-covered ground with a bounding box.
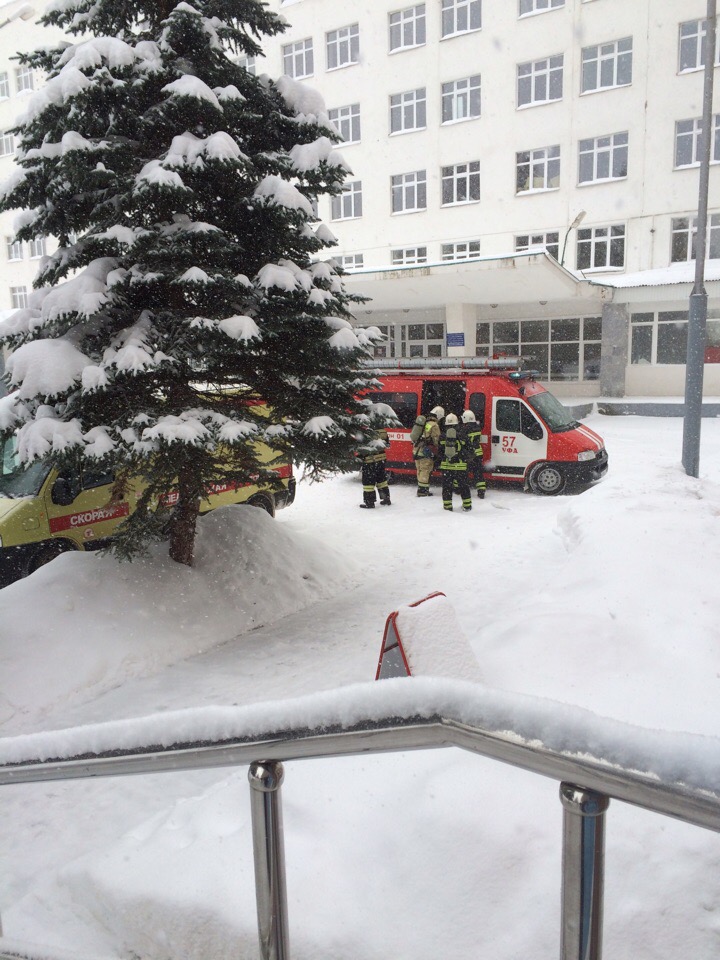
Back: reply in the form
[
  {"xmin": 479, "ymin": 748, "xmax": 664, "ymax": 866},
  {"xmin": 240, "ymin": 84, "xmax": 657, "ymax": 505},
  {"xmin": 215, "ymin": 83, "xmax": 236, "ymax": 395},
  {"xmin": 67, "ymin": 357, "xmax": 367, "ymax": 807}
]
[{"xmin": 1, "ymin": 413, "xmax": 719, "ymax": 959}]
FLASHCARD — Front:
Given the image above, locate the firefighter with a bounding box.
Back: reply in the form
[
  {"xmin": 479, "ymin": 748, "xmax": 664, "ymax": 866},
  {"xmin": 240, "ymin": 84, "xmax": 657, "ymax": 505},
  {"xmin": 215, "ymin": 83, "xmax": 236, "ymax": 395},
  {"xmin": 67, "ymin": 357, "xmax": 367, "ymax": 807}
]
[
  {"xmin": 439, "ymin": 413, "xmax": 472, "ymax": 512},
  {"xmin": 460, "ymin": 409, "xmax": 486, "ymax": 499},
  {"xmin": 357, "ymin": 427, "xmax": 391, "ymax": 509},
  {"xmin": 413, "ymin": 405, "xmax": 444, "ymax": 497}
]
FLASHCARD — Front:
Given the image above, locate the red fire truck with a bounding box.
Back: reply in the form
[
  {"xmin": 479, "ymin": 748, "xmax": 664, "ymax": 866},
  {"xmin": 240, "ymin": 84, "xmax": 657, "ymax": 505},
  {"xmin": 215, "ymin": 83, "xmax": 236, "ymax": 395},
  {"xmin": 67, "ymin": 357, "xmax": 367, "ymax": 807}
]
[{"xmin": 366, "ymin": 358, "xmax": 607, "ymax": 494}]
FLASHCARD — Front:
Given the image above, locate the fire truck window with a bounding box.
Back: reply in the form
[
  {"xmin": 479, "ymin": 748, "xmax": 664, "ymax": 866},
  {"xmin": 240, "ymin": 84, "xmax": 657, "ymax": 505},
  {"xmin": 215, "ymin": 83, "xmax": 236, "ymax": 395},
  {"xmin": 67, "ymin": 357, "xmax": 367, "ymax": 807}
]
[
  {"xmin": 468, "ymin": 392, "xmax": 486, "ymax": 425},
  {"xmin": 521, "ymin": 405, "xmax": 543, "ymax": 440},
  {"xmin": 371, "ymin": 392, "xmax": 418, "ymax": 429},
  {"xmin": 495, "ymin": 399, "xmax": 521, "ymax": 432},
  {"xmin": 422, "ymin": 381, "xmax": 466, "ymax": 418}
]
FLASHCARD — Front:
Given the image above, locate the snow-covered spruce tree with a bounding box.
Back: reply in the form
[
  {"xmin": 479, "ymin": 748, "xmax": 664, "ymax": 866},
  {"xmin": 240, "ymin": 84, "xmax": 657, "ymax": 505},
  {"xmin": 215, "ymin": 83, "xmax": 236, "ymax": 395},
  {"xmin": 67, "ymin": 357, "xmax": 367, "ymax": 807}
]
[{"xmin": 0, "ymin": 0, "xmax": 391, "ymax": 566}]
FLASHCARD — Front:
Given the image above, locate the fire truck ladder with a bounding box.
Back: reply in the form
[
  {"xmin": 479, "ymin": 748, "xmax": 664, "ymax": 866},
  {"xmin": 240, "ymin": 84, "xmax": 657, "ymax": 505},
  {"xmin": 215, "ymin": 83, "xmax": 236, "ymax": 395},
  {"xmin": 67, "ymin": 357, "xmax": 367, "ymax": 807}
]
[{"xmin": 0, "ymin": 685, "xmax": 718, "ymax": 960}]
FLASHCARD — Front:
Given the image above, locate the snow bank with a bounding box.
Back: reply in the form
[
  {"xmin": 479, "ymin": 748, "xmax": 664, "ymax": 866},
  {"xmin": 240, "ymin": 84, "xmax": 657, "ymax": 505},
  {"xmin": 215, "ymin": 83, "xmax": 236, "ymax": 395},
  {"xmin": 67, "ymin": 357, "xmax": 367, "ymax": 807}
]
[{"xmin": 0, "ymin": 506, "xmax": 357, "ymax": 730}]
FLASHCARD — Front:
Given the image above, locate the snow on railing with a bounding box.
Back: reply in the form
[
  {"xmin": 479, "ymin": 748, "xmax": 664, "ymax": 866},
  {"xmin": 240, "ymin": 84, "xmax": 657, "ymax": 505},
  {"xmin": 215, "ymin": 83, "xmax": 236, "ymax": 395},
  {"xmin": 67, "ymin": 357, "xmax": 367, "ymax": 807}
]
[{"xmin": 0, "ymin": 678, "xmax": 719, "ymax": 960}]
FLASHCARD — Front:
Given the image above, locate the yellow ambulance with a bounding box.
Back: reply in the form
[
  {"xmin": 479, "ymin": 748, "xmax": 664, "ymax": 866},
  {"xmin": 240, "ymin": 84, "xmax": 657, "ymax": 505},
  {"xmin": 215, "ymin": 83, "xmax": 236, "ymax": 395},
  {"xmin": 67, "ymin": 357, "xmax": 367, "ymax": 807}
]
[{"xmin": 0, "ymin": 433, "xmax": 295, "ymax": 588}]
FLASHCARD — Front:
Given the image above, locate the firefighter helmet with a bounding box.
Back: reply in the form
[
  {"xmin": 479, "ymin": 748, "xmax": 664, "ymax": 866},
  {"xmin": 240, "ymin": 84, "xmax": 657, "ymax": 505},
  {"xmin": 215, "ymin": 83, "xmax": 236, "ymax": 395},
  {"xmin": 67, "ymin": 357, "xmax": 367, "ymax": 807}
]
[
  {"xmin": 444, "ymin": 413, "xmax": 459, "ymax": 426},
  {"xmin": 430, "ymin": 406, "xmax": 445, "ymax": 419},
  {"xmin": 461, "ymin": 410, "xmax": 477, "ymax": 423}
]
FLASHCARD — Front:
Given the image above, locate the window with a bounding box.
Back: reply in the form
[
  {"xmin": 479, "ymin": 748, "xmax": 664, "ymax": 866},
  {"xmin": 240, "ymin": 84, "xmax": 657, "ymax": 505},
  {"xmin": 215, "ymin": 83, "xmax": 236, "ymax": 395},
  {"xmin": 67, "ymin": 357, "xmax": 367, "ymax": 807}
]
[
  {"xmin": 441, "ymin": 240, "xmax": 481, "ymax": 260},
  {"xmin": 519, "ymin": 0, "xmax": 564, "ymax": 16},
  {"xmin": 391, "ymin": 246, "xmax": 428, "ymax": 266},
  {"xmin": 29, "ymin": 238, "xmax": 46, "ymax": 259},
  {"xmin": 390, "ymin": 88, "xmax": 426, "ymax": 133},
  {"xmin": 326, "ymin": 24, "xmax": 359, "ymax": 70},
  {"xmin": 576, "ymin": 224, "xmax": 625, "ymax": 270},
  {"xmin": 670, "ymin": 214, "xmax": 720, "ymax": 262},
  {"xmin": 328, "ymin": 104, "xmax": 361, "ymax": 144},
  {"xmin": 282, "ymin": 38, "xmax": 313, "ymax": 79},
  {"xmin": 0, "ymin": 73, "xmax": 9, "ymax": 99},
  {"xmin": 330, "ymin": 181, "xmax": 362, "ymax": 221},
  {"xmin": 516, "ymin": 145, "xmax": 560, "ymax": 193},
  {"xmin": 578, "ymin": 131, "xmax": 628, "ymax": 183},
  {"xmin": 10, "ymin": 286, "xmax": 28, "ymax": 309},
  {"xmin": 15, "ymin": 66, "xmax": 34, "ymax": 93},
  {"xmin": 441, "ymin": 75, "xmax": 481, "ymax": 122},
  {"xmin": 631, "ymin": 310, "xmax": 720, "ymax": 365},
  {"xmin": 337, "ymin": 253, "xmax": 364, "ymax": 271},
  {"xmin": 404, "ymin": 321, "xmax": 445, "ymax": 357},
  {"xmin": 679, "ymin": 19, "xmax": 720, "ymax": 72},
  {"xmin": 391, "ymin": 170, "xmax": 427, "ymax": 213},
  {"xmin": 674, "ymin": 116, "xmax": 720, "ymax": 167},
  {"xmin": 515, "ymin": 232, "xmax": 560, "ymax": 260},
  {"xmin": 6, "ymin": 238, "xmax": 22, "ymax": 261},
  {"xmin": 389, "ymin": 5, "xmax": 426, "ymax": 52},
  {"xmin": 441, "ymin": 161, "xmax": 480, "ymax": 205},
  {"xmin": 238, "ymin": 56, "xmax": 256, "ymax": 74},
  {"xmin": 476, "ymin": 316, "xmax": 601, "ymax": 380},
  {"xmin": 581, "ymin": 37, "xmax": 632, "ymax": 93},
  {"xmin": 517, "ymin": 55, "xmax": 563, "ymax": 107},
  {"xmin": 441, "ymin": 0, "xmax": 481, "ymax": 38},
  {"xmin": 0, "ymin": 130, "xmax": 15, "ymax": 157}
]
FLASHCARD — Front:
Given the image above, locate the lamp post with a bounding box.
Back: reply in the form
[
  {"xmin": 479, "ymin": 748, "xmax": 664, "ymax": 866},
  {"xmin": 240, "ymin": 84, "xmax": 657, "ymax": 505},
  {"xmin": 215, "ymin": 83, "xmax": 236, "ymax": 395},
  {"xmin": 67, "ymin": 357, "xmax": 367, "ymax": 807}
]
[
  {"xmin": 560, "ymin": 210, "xmax": 586, "ymax": 267},
  {"xmin": 682, "ymin": 0, "xmax": 717, "ymax": 478},
  {"xmin": 0, "ymin": 4, "xmax": 35, "ymax": 29}
]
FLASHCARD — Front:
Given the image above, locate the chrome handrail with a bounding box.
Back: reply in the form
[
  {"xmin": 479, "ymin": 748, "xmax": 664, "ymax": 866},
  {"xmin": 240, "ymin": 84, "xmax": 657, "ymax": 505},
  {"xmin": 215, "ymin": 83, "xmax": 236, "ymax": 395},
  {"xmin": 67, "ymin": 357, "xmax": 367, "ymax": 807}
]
[{"xmin": 1, "ymin": 688, "xmax": 719, "ymax": 960}]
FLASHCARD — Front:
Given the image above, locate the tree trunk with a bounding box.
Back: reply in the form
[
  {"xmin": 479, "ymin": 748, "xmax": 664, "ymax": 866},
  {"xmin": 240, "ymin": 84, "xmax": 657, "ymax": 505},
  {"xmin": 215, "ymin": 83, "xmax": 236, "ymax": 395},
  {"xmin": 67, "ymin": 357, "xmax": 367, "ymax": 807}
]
[{"xmin": 169, "ymin": 468, "xmax": 200, "ymax": 567}]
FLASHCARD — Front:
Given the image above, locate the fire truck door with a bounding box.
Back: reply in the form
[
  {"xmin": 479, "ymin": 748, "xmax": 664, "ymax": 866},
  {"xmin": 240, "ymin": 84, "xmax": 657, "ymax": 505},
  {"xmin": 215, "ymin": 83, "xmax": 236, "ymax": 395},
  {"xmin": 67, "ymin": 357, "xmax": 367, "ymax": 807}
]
[{"xmin": 491, "ymin": 398, "xmax": 547, "ymax": 474}]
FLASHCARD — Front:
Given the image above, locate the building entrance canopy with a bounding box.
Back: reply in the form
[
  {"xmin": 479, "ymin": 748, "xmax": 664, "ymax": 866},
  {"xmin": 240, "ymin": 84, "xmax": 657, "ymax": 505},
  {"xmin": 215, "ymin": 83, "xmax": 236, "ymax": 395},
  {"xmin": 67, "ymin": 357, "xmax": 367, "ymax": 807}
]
[{"xmin": 343, "ymin": 251, "xmax": 606, "ymax": 312}]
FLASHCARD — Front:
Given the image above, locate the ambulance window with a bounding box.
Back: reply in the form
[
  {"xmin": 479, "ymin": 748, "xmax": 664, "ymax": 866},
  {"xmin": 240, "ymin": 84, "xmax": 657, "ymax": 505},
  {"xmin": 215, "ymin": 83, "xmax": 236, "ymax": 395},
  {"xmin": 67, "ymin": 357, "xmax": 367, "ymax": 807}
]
[
  {"xmin": 468, "ymin": 393, "xmax": 486, "ymax": 425},
  {"xmin": 495, "ymin": 399, "xmax": 521, "ymax": 432},
  {"xmin": 82, "ymin": 469, "xmax": 115, "ymax": 490},
  {"xmin": 371, "ymin": 392, "xmax": 418, "ymax": 429}
]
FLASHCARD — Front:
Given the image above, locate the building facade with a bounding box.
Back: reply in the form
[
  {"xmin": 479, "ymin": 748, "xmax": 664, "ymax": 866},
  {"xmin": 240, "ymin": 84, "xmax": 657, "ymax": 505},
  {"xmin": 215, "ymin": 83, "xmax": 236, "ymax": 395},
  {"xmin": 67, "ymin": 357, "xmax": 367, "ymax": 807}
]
[{"xmin": 0, "ymin": 0, "xmax": 718, "ymax": 396}]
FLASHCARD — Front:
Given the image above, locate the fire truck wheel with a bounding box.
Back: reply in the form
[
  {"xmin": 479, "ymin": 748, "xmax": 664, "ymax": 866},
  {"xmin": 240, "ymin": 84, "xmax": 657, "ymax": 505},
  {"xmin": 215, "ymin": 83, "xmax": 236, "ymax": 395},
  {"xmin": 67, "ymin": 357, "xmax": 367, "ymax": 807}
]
[
  {"xmin": 528, "ymin": 462, "xmax": 566, "ymax": 496},
  {"xmin": 247, "ymin": 493, "xmax": 276, "ymax": 518},
  {"xmin": 26, "ymin": 540, "xmax": 76, "ymax": 575}
]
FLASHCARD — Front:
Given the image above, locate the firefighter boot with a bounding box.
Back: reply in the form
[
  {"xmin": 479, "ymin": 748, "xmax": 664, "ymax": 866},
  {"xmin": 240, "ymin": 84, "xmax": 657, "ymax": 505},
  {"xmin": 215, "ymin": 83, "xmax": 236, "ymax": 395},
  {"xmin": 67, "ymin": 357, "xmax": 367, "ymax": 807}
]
[
  {"xmin": 380, "ymin": 493, "xmax": 392, "ymax": 506},
  {"xmin": 359, "ymin": 502, "xmax": 375, "ymax": 509}
]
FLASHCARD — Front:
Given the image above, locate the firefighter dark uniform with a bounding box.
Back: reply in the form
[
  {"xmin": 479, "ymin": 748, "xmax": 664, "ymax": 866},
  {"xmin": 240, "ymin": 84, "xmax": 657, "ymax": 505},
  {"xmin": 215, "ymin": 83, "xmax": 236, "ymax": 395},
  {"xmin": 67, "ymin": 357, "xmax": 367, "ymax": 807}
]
[
  {"xmin": 461, "ymin": 410, "xmax": 486, "ymax": 499},
  {"xmin": 358, "ymin": 428, "xmax": 391, "ymax": 508},
  {"xmin": 413, "ymin": 407, "xmax": 442, "ymax": 497},
  {"xmin": 438, "ymin": 414, "xmax": 472, "ymax": 512}
]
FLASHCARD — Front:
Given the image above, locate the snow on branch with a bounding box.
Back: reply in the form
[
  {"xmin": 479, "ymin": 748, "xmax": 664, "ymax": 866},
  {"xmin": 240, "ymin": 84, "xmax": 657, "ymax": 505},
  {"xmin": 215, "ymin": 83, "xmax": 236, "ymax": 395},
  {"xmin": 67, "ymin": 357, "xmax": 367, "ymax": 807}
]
[
  {"xmin": 38, "ymin": 257, "xmax": 115, "ymax": 324},
  {"xmin": 7, "ymin": 339, "xmax": 90, "ymax": 399},
  {"xmin": 289, "ymin": 137, "xmax": 350, "ymax": 174},
  {"xmin": 162, "ymin": 75, "xmax": 222, "ymax": 110},
  {"xmin": 16, "ymin": 414, "xmax": 85, "ymax": 460},
  {"xmin": 253, "ymin": 176, "xmax": 314, "ymax": 216},
  {"xmin": 165, "ymin": 131, "xmax": 248, "ymax": 168}
]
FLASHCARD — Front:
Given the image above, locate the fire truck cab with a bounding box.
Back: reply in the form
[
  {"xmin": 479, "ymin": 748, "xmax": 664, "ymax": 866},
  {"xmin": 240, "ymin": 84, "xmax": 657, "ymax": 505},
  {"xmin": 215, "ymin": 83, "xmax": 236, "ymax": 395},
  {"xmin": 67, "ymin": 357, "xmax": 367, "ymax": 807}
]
[{"xmin": 367, "ymin": 358, "xmax": 608, "ymax": 494}]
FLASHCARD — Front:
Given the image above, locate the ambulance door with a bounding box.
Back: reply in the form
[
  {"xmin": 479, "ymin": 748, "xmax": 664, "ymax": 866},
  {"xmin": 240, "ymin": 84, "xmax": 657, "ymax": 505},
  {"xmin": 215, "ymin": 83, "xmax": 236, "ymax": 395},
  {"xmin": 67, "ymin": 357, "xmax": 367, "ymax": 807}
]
[
  {"xmin": 44, "ymin": 467, "xmax": 128, "ymax": 549},
  {"xmin": 491, "ymin": 397, "xmax": 548, "ymax": 475}
]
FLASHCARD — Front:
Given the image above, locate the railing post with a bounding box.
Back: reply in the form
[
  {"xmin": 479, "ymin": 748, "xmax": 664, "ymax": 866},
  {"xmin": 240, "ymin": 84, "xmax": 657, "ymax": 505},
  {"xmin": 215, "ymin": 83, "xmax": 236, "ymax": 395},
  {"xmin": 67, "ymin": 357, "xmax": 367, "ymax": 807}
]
[
  {"xmin": 559, "ymin": 782, "xmax": 610, "ymax": 960},
  {"xmin": 249, "ymin": 760, "xmax": 290, "ymax": 960}
]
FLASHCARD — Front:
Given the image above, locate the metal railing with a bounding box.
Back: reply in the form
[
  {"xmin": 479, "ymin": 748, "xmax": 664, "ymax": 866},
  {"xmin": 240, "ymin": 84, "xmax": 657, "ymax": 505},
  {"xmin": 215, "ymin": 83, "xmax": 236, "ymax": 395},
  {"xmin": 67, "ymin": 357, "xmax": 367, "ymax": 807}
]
[{"xmin": 1, "ymin": 694, "xmax": 719, "ymax": 960}]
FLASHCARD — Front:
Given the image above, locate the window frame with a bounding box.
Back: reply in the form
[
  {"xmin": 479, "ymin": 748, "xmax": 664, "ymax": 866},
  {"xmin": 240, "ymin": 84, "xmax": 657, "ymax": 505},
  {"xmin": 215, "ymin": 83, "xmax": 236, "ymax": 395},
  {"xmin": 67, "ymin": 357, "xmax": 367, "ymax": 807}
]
[
  {"xmin": 328, "ymin": 103, "xmax": 361, "ymax": 145},
  {"xmin": 678, "ymin": 19, "xmax": 720, "ymax": 73},
  {"xmin": 14, "ymin": 65, "xmax": 34, "ymax": 94},
  {"xmin": 517, "ymin": 54, "xmax": 564, "ymax": 108},
  {"xmin": 389, "ymin": 4, "xmax": 426, "ymax": 53},
  {"xmin": 29, "ymin": 237, "xmax": 46, "ymax": 259},
  {"xmin": 576, "ymin": 223, "xmax": 626, "ymax": 271},
  {"xmin": 441, "ymin": 0, "xmax": 481, "ymax": 39},
  {"xmin": 282, "ymin": 37, "xmax": 314, "ymax": 79},
  {"xmin": 6, "ymin": 238, "xmax": 22, "ymax": 261},
  {"xmin": 578, "ymin": 131, "xmax": 629, "ymax": 185},
  {"xmin": 674, "ymin": 115, "xmax": 720, "ymax": 168},
  {"xmin": 391, "ymin": 170, "xmax": 428, "ymax": 214},
  {"xmin": 391, "ymin": 246, "xmax": 429, "ymax": 266},
  {"xmin": 389, "ymin": 87, "xmax": 427, "ymax": 134},
  {"xmin": 581, "ymin": 37, "xmax": 633, "ymax": 94},
  {"xmin": 475, "ymin": 315, "xmax": 601, "ymax": 381},
  {"xmin": 330, "ymin": 181, "xmax": 363, "ymax": 221},
  {"xmin": 0, "ymin": 72, "xmax": 9, "ymax": 100},
  {"xmin": 337, "ymin": 253, "xmax": 365, "ymax": 271},
  {"xmin": 0, "ymin": 130, "xmax": 15, "ymax": 157},
  {"xmin": 441, "ymin": 160, "xmax": 480, "ymax": 206},
  {"xmin": 441, "ymin": 240, "xmax": 481, "ymax": 261},
  {"xmin": 10, "ymin": 286, "xmax": 28, "ymax": 309},
  {"xmin": 515, "ymin": 232, "xmax": 560, "ymax": 260},
  {"xmin": 670, "ymin": 214, "xmax": 720, "ymax": 263},
  {"xmin": 441, "ymin": 74, "xmax": 481, "ymax": 124},
  {"xmin": 516, "ymin": 144, "xmax": 561, "ymax": 194},
  {"xmin": 518, "ymin": 0, "xmax": 564, "ymax": 18},
  {"xmin": 326, "ymin": 23, "xmax": 360, "ymax": 71}
]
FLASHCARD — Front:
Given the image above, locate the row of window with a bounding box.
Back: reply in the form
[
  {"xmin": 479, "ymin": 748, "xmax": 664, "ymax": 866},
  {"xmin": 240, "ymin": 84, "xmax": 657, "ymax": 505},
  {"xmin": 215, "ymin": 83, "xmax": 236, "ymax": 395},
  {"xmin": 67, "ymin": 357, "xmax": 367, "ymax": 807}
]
[
  {"xmin": 630, "ymin": 311, "xmax": 720, "ymax": 365},
  {"xmin": 5, "ymin": 237, "xmax": 45, "ymax": 260},
  {"xmin": 337, "ymin": 215, "xmax": 720, "ymax": 274},
  {"xmin": 276, "ymin": 13, "xmax": 720, "ymax": 82},
  {"xmin": 0, "ymin": 66, "xmax": 34, "ymax": 101}
]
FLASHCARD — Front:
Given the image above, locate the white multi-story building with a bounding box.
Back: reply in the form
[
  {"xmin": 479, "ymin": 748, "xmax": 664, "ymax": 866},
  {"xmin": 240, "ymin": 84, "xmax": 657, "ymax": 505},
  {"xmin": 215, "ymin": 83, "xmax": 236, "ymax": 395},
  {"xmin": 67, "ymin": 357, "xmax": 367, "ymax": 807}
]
[
  {"xmin": 258, "ymin": 0, "xmax": 720, "ymax": 397},
  {"xmin": 0, "ymin": 0, "xmax": 718, "ymax": 396}
]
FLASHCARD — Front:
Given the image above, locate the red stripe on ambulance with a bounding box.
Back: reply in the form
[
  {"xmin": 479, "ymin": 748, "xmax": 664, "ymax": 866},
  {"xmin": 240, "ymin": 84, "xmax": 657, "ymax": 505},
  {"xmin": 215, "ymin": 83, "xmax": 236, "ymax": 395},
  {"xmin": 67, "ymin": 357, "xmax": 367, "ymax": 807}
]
[{"xmin": 49, "ymin": 502, "xmax": 130, "ymax": 533}]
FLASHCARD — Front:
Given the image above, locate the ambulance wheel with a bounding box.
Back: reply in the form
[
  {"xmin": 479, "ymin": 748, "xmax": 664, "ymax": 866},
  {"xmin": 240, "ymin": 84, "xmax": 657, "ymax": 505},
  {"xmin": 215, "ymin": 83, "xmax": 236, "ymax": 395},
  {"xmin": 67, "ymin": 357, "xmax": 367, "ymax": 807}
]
[
  {"xmin": 26, "ymin": 540, "xmax": 75, "ymax": 575},
  {"xmin": 528, "ymin": 462, "xmax": 566, "ymax": 496},
  {"xmin": 247, "ymin": 493, "xmax": 276, "ymax": 517}
]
